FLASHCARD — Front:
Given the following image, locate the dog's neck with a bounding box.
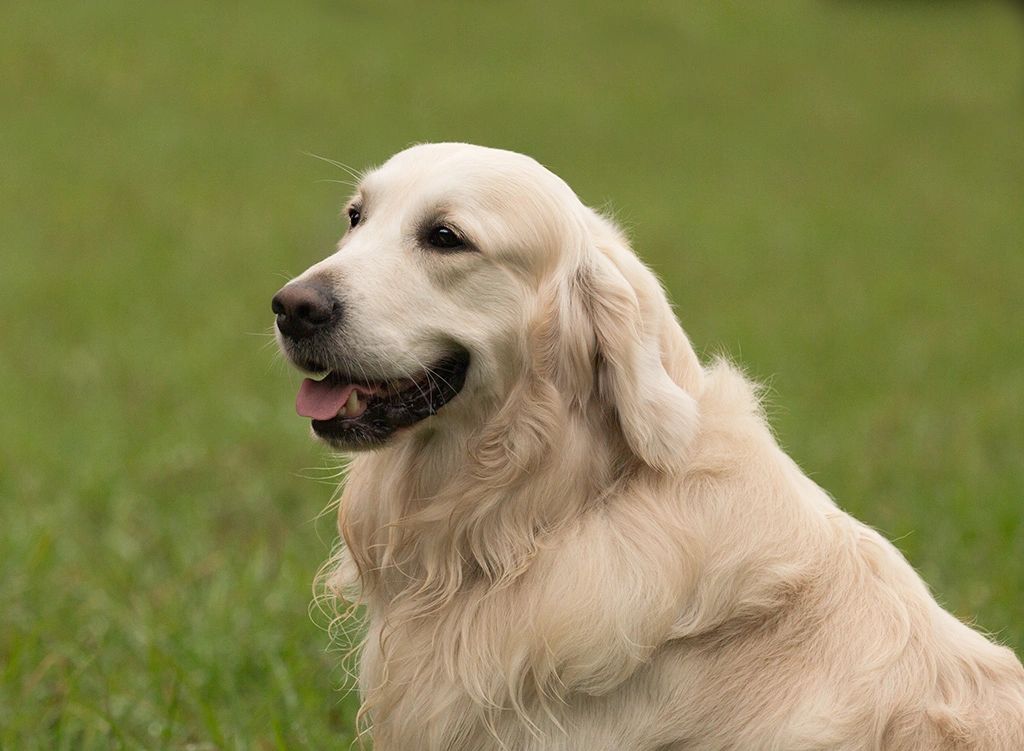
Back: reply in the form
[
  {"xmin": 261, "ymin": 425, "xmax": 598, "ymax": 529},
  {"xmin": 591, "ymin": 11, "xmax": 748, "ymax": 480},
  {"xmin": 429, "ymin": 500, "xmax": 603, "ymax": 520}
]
[
  {"xmin": 337, "ymin": 373, "xmax": 631, "ymax": 610},
  {"xmin": 335, "ymin": 314, "xmax": 706, "ymax": 609}
]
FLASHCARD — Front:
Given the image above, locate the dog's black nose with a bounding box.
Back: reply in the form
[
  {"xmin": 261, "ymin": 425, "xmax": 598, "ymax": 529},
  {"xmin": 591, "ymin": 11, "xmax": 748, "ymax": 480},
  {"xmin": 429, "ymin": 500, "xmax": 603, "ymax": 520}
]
[{"xmin": 271, "ymin": 283, "xmax": 339, "ymax": 340}]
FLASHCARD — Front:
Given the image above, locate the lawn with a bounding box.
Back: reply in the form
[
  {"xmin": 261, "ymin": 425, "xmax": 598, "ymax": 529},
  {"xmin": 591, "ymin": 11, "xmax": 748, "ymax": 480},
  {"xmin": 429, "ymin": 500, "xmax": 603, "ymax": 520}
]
[{"xmin": 1, "ymin": 0, "xmax": 1022, "ymax": 747}]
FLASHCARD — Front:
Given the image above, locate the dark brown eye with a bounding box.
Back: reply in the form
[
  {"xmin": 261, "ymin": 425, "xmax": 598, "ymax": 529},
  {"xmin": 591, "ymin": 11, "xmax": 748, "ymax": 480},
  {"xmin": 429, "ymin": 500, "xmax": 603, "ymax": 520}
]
[
  {"xmin": 347, "ymin": 206, "xmax": 361, "ymax": 228},
  {"xmin": 426, "ymin": 225, "xmax": 463, "ymax": 250}
]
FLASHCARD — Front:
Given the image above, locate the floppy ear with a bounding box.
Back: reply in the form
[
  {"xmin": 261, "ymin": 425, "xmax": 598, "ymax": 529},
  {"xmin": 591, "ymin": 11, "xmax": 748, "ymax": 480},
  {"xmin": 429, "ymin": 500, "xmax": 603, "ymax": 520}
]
[{"xmin": 577, "ymin": 217, "xmax": 700, "ymax": 471}]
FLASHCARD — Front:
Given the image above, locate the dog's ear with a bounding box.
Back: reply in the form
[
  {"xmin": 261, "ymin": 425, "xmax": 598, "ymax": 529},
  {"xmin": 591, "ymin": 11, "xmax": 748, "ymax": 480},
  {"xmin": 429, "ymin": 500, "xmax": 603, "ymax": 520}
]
[{"xmin": 576, "ymin": 216, "xmax": 700, "ymax": 471}]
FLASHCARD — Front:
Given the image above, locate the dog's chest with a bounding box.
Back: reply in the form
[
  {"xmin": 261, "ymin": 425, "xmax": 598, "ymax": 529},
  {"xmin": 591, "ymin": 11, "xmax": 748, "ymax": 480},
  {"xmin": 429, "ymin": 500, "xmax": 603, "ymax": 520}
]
[{"xmin": 358, "ymin": 614, "xmax": 685, "ymax": 751}]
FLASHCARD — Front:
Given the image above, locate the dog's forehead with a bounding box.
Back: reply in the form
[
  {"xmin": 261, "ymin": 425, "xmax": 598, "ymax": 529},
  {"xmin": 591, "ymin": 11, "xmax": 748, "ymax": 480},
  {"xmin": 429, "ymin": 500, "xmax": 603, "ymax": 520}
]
[{"xmin": 362, "ymin": 143, "xmax": 577, "ymax": 216}]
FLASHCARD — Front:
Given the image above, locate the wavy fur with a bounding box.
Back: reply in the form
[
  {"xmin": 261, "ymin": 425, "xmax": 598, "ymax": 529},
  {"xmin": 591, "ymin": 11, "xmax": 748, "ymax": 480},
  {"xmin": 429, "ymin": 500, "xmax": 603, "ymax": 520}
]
[{"xmin": 284, "ymin": 143, "xmax": 1024, "ymax": 750}]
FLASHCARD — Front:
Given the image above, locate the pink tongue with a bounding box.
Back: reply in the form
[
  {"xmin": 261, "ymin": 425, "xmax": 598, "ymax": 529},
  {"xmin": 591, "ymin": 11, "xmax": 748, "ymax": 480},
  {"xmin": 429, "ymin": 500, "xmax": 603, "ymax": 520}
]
[{"xmin": 296, "ymin": 378, "xmax": 356, "ymax": 420}]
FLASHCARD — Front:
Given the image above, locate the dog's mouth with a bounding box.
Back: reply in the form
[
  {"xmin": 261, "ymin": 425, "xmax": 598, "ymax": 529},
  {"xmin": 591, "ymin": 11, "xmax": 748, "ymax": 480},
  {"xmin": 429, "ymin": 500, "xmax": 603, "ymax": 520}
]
[{"xmin": 294, "ymin": 350, "xmax": 470, "ymax": 448}]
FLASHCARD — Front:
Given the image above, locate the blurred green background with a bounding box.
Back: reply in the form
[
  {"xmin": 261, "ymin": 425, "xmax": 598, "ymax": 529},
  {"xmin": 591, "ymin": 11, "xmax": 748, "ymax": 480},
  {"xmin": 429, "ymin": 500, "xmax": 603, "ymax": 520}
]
[{"xmin": 1, "ymin": 0, "xmax": 1022, "ymax": 747}]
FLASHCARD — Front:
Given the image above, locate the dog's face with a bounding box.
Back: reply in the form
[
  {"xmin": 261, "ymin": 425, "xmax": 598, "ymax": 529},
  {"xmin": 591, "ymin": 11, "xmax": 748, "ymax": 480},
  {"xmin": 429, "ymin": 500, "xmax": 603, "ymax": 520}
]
[
  {"xmin": 275, "ymin": 143, "xmax": 699, "ymax": 465},
  {"xmin": 274, "ymin": 143, "xmax": 585, "ymax": 450}
]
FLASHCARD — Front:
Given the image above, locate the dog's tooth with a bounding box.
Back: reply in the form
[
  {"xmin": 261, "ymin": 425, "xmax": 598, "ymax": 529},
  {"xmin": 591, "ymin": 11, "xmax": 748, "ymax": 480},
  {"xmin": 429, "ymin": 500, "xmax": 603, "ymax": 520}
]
[{"xmin": 347, "ymin": 390, "xmax": 359, "ymax": 415}]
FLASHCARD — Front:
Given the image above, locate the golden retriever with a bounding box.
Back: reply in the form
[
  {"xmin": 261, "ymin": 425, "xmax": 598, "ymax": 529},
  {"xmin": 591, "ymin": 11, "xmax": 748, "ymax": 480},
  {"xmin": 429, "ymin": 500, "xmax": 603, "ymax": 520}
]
[{"xmin": 273, "ymin": 143, "xmax": 1024, "ymax": 750}]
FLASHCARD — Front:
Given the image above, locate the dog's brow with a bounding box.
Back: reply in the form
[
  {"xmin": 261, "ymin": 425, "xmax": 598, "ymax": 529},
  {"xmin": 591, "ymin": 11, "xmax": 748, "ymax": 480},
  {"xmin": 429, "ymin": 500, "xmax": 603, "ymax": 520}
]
[{"xmin": 356, "ymin": 176, "xmax": 383, "ymax": 203}]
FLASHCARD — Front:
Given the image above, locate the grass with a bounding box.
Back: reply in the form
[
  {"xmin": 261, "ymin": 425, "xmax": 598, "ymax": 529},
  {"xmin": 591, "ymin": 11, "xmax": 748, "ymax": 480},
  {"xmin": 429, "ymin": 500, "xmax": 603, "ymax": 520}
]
[{"xmin": 1, "ymin": 0, "xmax": 1022, "ymax": 747}]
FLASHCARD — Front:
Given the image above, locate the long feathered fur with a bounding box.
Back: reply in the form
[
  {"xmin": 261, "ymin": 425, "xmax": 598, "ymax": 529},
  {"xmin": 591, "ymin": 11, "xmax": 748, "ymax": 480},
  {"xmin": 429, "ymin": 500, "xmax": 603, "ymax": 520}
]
[{"xmin": 289, "ymin": 144, "xmax": 1024, "ymax": 750}]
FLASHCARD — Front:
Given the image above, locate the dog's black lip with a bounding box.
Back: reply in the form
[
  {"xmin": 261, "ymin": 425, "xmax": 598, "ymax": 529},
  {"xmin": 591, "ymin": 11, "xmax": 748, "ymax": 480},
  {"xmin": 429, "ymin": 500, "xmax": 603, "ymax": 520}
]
[
  {"xmin": 309, "ymin": 349, "xmax": 470, "ymax": 449},
  {"xmin": 295, "ymin": 359, "xmax": 331, "ymax": 377}
]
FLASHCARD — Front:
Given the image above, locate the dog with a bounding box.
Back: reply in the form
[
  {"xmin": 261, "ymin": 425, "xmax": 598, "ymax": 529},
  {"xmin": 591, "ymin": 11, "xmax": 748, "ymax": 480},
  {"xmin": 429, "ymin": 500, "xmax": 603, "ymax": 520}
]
[{"xmin": 273, "ymin": 143, "xmax": 1024, "ymax": 750}]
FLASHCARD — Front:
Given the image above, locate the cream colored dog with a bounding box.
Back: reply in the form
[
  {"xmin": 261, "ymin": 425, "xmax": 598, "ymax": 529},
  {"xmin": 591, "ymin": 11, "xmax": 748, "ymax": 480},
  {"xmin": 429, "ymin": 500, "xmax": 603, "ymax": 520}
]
[{"xmin": 273, "ymin": 143, "xmax": 1024, "ymax": 750}]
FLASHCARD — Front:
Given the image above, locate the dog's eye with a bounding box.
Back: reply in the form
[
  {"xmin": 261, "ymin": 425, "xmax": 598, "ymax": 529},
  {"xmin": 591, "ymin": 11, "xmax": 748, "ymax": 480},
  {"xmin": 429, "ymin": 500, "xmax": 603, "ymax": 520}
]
[
  {"xmin": 347, "ymin": 206, "xmax": 362, "ymax": 228},
  {"xmin": 426, "ymin": 225, "xmax": 464, "ymax": 250}
]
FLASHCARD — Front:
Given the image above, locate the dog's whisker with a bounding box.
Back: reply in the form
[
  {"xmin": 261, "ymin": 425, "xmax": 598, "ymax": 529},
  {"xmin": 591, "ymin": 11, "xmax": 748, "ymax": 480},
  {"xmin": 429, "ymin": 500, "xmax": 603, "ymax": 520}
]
[
  {"xmin": 302, "ymin": 151, "xmax": 365, "ymax": 182},
  {"xmin": 314, "ymin": 178, "xmax": 359, "ymax": 189}
]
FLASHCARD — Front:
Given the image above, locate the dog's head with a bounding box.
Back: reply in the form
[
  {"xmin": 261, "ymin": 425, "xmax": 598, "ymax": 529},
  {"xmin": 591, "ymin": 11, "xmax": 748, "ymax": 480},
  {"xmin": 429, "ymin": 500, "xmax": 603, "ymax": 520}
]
[{"xmin": 274, "ymin": 143, "xmax": 698, "ymax": 468}]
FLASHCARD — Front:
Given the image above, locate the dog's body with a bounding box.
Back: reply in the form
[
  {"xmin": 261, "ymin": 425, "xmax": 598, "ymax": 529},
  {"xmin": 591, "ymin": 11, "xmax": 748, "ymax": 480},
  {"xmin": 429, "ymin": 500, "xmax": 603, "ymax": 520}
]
[{"xmin": 275, "ymin": 143, "xmax": 1024, "ymax": 750}]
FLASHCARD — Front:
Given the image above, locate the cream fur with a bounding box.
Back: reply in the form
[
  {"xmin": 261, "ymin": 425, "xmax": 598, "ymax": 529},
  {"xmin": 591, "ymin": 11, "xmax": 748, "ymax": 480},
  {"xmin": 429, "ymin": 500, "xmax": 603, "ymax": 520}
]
[{"xmin": 283, "ymin": 143, "xmax": 1024, "ymax": 750}]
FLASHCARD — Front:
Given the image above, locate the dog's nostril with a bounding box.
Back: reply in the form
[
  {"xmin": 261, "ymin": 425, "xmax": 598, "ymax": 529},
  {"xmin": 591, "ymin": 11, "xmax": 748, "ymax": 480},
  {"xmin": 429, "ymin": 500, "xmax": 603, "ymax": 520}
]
[
  {"xmin": 271, "ymin": 283, "xmax": 340, "ymax": 340},
  {"xmin": 297, "ymin": 301, "xmax": 330, "ymax": 324}
]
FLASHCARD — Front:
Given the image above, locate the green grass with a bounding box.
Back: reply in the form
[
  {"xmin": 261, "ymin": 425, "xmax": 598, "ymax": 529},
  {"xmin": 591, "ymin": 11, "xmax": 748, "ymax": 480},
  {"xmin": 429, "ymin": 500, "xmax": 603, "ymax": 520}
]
[{"xmin": 1, "ymin": 0, "xmax": 1022, "ymax": 747}]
